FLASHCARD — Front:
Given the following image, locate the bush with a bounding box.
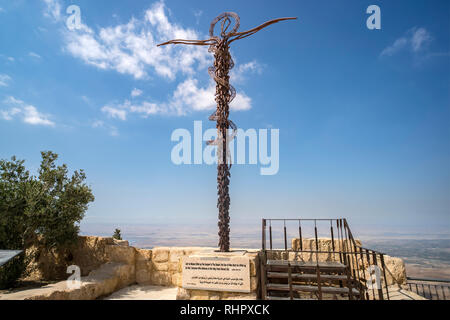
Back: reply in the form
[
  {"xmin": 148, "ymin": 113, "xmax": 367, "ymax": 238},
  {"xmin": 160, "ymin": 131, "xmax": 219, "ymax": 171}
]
[
  {"xmin": 0, "ymin": 151, "xmax": 94, "ymax": 289},
  {"xmin": 112, "ymin": 229, "xmax": 122, "ymax": 240},
  {"xmin": 0, "ymin": 254, "xmax": 26, "ymax": 289}
]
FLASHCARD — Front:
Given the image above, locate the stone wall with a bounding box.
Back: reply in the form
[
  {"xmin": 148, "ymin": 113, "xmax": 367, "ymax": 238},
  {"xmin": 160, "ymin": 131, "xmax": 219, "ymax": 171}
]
[
  {"xmin": 25, "ymin": 236, "xmax": 135, "ymax": 281},
  {"xmin": 16, "ymin": 239, "xmax": 261, "ymax": 300},
  {"xmin": 3, "ymin": 236, "xmax": 406, "ymax": 300}
]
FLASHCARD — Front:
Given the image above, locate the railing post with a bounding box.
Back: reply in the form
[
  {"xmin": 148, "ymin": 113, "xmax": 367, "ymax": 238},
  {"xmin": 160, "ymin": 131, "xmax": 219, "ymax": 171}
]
[
  {"xmin": 372, "ymin": 251, "xmax": 384, "ymax": 300},
  {"xmin": 260, "ymin": 250, "xmax": 267, "ymax": 300},
  {"xmin": 380, "ymin": 254, "xmax": 390, "ymax": 300},
  {"xmin": 359, "ymin": 247, "xmax": 369, "ymax": 300},
  {"xmin": 269, "ymin": 220, "xmax": 273, "ymax": 250},
  {"xmin": 330, "ymin": 220, "xmax": 336, "ymax": 261},
  {"xmin": 262, "ymin": 219, "xmax": 266, "ymax": 251},
  {"xmin": 298, "ymin": 220, "xmax": 303, "ymax": 251},
  {"xmin": 284, "ymin": 220, "xmax": 287, "ymax": 250},
  {"xmin": 288, "ymin": 262, "xmax": 293, "ymax": 300}
]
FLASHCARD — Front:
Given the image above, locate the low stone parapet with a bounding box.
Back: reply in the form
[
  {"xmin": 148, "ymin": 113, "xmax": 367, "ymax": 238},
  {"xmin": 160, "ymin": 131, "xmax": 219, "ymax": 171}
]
[{"xmin": 0, "ymin": 262, "xmax": 135, "ymax": 300}]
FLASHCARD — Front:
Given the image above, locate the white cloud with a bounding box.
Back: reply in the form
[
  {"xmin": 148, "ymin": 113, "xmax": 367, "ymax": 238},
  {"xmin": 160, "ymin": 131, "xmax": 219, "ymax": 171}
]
[
  {"xmin": 62, "ymin": 1, "xmax": 211, "ymax": 80},
  {"xmin": 1, "ymin": 96, "xmax": 55, "ymax": 126},
  {"xmin": 43, "ymin": 0, "xmax": 62, "ymax": 21},
  {"xmin": 0, "ymin": 74, "xmax": 11, "ymax": 87},
  {"xmin": 103, "ymin": 78, "xmax": 252, "ymax": 119},
  {"xmin": 380, "ymin": 38, "xmax": 408, "ymax": 57},
  {"xmin": 125, "ymin": 100, "xmax": 162, "ymax": 117},
  {"xmin": 381, "ymin": 27, "xmax": 432, "ymax": 57},
  {"xmin": 101, "ymin": 106, "xmax": 127, "ymax": 120},
  {"xmin": 231, "ymin": 60, "xmax": 263, "ymax": 84},
  {"xmin": 169, "ymin": 79, "xmax": 252, "ymax": 112},
  {"xmin": 411, "ymin": 28, "xmax": 432, "ymax": 52},
  {"xmin": 194, "ymin": 10, "xmax": 203, "ymax": 24},
  {"xmin": 43, "ymin": 0, "xmax": 255, "ymax": 123},
  {"xmin": 29, "ymin": 52, "xmax": 42, "ymax": 59},
  {"xmin": 92, "ymin": 120, "xmax": 118, "ymax": 136},
  {"xmin": 131, "ymin": 88, "xmax": 143, "ymax": 97},
  {"xmin": 81, "ymin": 95, "xmax": 91, "ymax": 104}
]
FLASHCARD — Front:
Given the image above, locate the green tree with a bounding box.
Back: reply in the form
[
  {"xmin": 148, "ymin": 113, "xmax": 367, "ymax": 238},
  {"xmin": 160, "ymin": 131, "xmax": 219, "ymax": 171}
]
[
  {"xmin": 112, "ymin": 229, "xmax": 122, "ymax": 240},
  {"xmin": 0, "ymin": 151, "xmax": 94, "ymax": 288}
]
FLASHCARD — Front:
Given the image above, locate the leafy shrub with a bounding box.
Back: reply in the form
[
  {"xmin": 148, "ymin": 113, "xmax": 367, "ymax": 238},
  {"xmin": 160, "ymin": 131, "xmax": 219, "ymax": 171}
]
[
  {"xmin": 0, "ymin": 151, "xmax": 94, "ymax": 289},
  {"xmin": 112, "ymin": 229, "xmax": 122, "ymax": 240}
]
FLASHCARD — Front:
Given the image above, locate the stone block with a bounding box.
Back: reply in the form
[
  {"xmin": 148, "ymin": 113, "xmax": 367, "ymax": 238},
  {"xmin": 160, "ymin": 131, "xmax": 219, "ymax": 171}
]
[{"xmin": 152, "ymin": 248, "xmax": 170, "ymax": 263}]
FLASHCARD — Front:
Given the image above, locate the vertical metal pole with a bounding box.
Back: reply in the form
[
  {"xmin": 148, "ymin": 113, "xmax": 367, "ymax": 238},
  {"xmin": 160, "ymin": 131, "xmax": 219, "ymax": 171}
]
[
  {"xmin": 260, "ymin": 250, "xmax": 267, "ymax": 300},
  {"xmin": 372, "ymin": 251, "xmax": 383, "ymax": 300},
  {"xmin": 262, "ymin": 219, "xmax": 266, "ymax": 251},
  {"xmin": 330, "ymin": 220, "xmax": 336, "ymax": 261},
  {"xmin": 337, "ymin": 219, "xmax": 343, "ymax": 264},
  {"xmin": 269, "ymin": 220, "xmax": 273, "ymax": 250},
  {"xmin": 314, "ymin": 220, "xmax": 319, "ymax": 251},
  {"xmin": 288, "ymin": 262, "xmax": 293, "ymax": 300},
  {"xmin": 380, "ymin": 254, "xmax": 390, "ymax": 300},
  {"xmin": 360, "ymin": 247, "xmax": 369, "ymax": 300},
  {"xmin": 298, "ymin": 220, "xmax": 303, "ymax": 251},
  {"xmin": 284, "ymin": 220, "xmax": 288, "ymax": 251},
  {"xmin": 367, "ymin": 250, "xmax": 376, "ymax": 299}
]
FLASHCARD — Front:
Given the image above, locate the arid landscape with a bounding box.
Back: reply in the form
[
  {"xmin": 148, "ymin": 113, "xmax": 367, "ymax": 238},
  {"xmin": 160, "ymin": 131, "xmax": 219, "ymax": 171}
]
[{"xmin": 81, "ymin": 223, "xmax": 450, "ymax": 280}]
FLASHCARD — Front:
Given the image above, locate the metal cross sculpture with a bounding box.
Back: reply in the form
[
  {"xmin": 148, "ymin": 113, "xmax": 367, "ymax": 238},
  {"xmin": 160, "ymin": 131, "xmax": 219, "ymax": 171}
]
[{"xmin": 158, "ymin": 13, "xmax": 296, "ymax": 252}]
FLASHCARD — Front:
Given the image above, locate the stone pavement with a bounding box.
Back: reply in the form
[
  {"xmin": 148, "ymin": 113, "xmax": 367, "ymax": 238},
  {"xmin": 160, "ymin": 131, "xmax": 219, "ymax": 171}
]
[{"xmin": 103, "ymin": 285, "xmax": 177, "ymax": 300}]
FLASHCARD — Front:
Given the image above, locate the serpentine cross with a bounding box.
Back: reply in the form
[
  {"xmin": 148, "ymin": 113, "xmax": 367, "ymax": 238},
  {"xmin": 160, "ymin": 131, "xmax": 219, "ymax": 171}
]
[{"xmin": 158, "ymin": 13, "xmax": 296, "ymax": 252}]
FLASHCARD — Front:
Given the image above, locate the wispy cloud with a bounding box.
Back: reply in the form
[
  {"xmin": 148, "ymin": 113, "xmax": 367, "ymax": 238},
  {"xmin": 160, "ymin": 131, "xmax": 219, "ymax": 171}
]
[
  {"xmin": 381, "ymin": 27, "xmax": 433, "ymax": 57},
  {"xmin": 0, "ymin": 55, "xmax": 15, "ymax": 63},
  {"xmin": 231, "ymin": 60, "xmax": 263, "ymax": 84},
  {"xmin": 29, "ymin": 52, "xmax": 42, "ymax": 59},
  {"xmin": 101, "ymin": 106, "xmax": 127, "ymax": 121},
  {"xmin": 92, "ymin": 120, "xmax": 118, "ymax": 136},
  {"xmin": 43, "ymin": 0, "xmax": 62, "ymax": 22},
  {"xmin": 131, "ymin": 88, "xmax": 143, "ymax": 98},
  {"xmin": 0, "ymin": 74, "xmax": 12, "ymax": 87},
  {"xmin": 1, "ymin": 96, "xmax": 55, "ymax": 126},
  {"xmin": 194, "ymin": 10, "xmax": 203, "ymax": 25}
]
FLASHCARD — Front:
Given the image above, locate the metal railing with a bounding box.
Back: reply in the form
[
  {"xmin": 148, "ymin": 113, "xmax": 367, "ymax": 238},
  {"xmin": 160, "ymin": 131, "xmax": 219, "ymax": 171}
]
[
  {"xmin": 405, "ymin": 277, "xmax": 450, "ymax": 300},
  {"xmin": 261, "ymin": 218, "xmax": 390, "ymax": 300}
]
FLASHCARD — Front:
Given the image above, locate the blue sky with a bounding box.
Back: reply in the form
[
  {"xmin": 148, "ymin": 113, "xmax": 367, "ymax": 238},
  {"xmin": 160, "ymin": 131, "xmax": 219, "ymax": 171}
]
[{"xmin": 0, "ymin": 0, "xmax": 449, "ymax": 232}]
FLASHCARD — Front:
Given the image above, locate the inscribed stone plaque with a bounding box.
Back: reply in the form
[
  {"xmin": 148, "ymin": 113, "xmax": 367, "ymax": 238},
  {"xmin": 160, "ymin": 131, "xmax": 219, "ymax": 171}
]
[{"xmin": 182, "ymin": 255, "xmax": 251, "ymax": 293}]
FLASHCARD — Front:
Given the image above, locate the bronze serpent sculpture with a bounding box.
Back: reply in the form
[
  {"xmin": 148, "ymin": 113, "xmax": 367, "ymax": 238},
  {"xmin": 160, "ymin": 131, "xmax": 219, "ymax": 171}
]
[{"xmin": 158, "ymin": 12, "xmax": 296, "ymax": 252}]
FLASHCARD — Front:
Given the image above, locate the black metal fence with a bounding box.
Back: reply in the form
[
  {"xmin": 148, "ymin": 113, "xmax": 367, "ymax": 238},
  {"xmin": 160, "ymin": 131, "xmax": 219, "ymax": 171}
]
[
  {"xmin": 261, "ymin": 218, "xmax": 390, "ymax": 300},
  {"xmin": 405, "ymin": 277, "xmax": 450, "ymax": 300}
]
